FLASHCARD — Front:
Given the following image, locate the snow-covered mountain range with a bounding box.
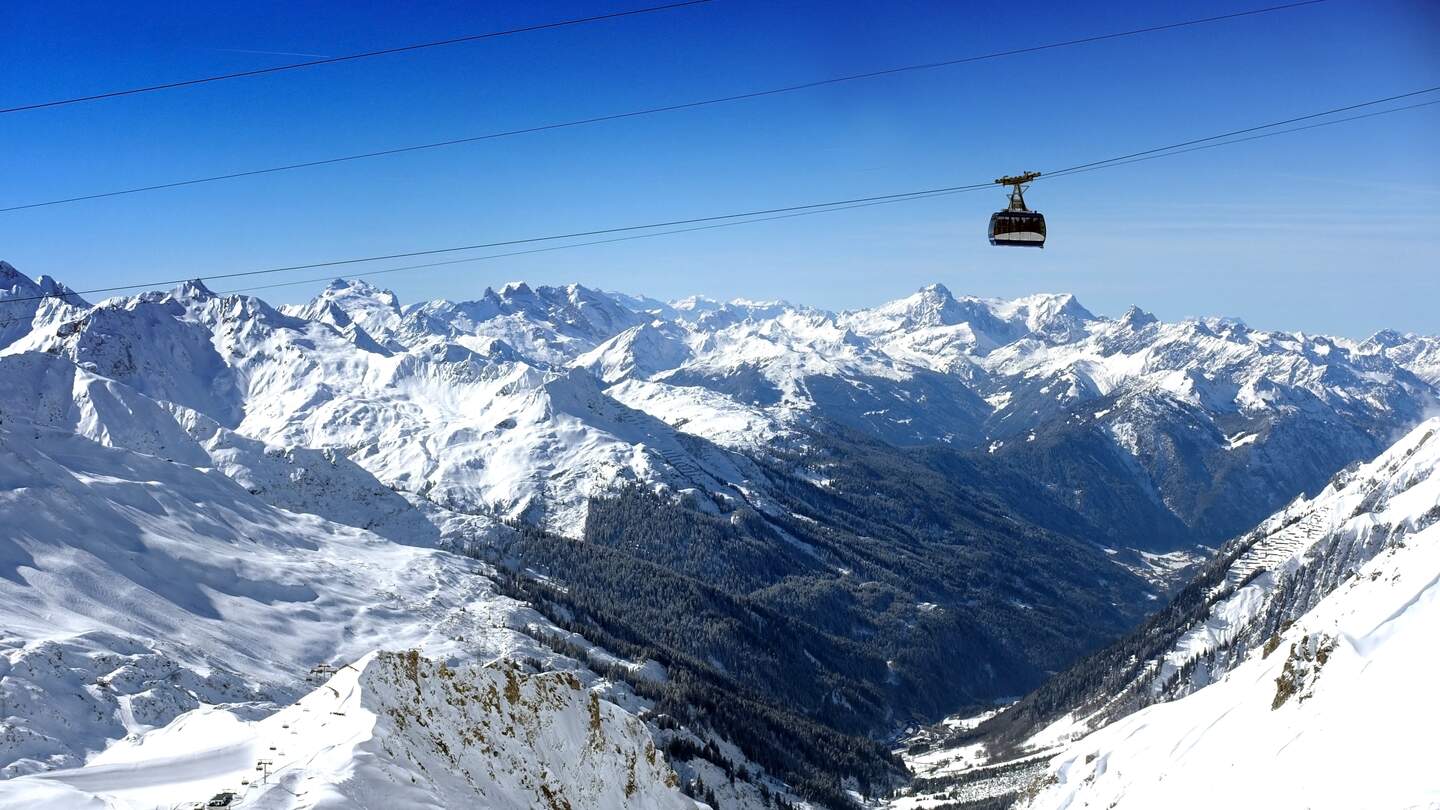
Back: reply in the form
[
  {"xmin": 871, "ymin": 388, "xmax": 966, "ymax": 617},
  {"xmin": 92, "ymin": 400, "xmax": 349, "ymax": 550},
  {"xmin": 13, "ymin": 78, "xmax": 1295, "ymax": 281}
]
[
  {"xmin": 10, "ymin": 260, "xmax": 1433, "ymax": 549},
  {"xmin": 2, "ymin": 256, "xmax": 1437, "ymax": 808},
  {"xmin": 299, "ymin": 276, "xmax": 1435, "ymax": 549}
]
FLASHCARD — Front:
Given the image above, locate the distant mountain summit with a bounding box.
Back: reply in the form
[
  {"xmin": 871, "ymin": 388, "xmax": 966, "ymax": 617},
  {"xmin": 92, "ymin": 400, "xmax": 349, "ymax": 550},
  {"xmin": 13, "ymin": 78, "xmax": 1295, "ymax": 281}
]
[{"xmin": 0, "ymin": 260, "xmax": 88, "ymax": 350}]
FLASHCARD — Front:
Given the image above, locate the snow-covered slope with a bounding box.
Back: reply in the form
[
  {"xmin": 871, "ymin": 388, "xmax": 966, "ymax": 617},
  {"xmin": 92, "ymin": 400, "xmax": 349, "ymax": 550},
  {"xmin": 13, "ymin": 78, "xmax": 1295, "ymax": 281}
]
[
  {"xmin": 0, "ymin": 650, "xmax": 695, "ymax": 810},
  {"xmin": 574, "ymin": 320, "xmax": 695, "ymax": 384},
  {"xmin": 1019, "ymin": 417, "xmax": 1440, "ymax": 810},
  {"xmin": 894, "ymin": 418, "xmax": 1440, "ymax": 809},
  {"xmin": 0, "ymin": 352, "xmax": 546, "ymax": 773},
  {"xmin": 0, "ymin": 348, "xmax": 739, "ymax": 808}
]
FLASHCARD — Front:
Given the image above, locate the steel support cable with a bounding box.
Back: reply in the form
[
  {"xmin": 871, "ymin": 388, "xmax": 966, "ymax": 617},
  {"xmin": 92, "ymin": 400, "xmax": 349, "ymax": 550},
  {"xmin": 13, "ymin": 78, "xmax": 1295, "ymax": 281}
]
[
  {"xmin": 0, "ymin": 1, "xmax": 715, "ymax": 115},
  {"xmin": 2, "ymin": 83, "xmax": 1436, "ymax": 313},
  {"xmin": 1, "ymin": 1, "xmax": 1335, "ymax": 213}
]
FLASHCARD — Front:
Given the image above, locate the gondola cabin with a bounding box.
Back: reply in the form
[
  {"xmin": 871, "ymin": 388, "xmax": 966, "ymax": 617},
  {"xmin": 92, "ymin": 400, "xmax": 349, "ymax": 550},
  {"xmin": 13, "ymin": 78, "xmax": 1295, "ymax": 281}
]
[
  {"xmin": 989, "ymin": 172, "xmax": 1045, "ymax": 248},
  {"xmin": 988, "ymin": 209, "xmax": 1046, "ymax": 247}
]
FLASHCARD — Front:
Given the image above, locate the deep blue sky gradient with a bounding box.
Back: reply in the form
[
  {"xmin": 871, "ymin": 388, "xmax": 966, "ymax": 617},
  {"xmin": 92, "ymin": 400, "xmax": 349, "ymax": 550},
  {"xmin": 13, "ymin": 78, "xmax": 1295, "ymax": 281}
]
[{"xmin": 3, "ymin": 0, "xmax": 1438, "ymax": 336}]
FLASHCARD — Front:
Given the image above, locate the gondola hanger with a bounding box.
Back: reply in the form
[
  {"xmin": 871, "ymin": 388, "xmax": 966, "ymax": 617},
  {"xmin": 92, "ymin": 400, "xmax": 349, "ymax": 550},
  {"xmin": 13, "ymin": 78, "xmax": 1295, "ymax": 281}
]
[{"xmin": 989, "ymin": 171, "xmax": 1046, "ymax": 248}]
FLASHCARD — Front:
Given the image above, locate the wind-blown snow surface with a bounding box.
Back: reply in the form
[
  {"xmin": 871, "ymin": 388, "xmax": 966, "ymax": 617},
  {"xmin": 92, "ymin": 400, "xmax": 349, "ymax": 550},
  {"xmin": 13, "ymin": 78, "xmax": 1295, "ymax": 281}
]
[{"xmin": 0, "ymin": 651, "xmax": 695, "ymax": 810}]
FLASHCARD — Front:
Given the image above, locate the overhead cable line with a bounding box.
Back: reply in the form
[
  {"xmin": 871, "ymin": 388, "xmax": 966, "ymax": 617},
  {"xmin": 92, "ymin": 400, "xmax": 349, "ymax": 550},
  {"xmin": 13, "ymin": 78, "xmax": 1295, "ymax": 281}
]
[
  {"xmin": 1, "ymin": 0, "xmax": 1333, "ymax": 214},
  {"xmin": 0, "ymin": 187, "xmax": 979, "ymax": 330},
  {"xmin": 1040, "ymin": 98, "xmax": 1440, "ymax": 180},
  {"xmin": 0, "ymin": 187, "xmax": 979, "ymax": 329},
  {"xmin": 0, "ymin": 0, "xmax": 714, "ymax": 116},
  {"xmin": 1040, "ymin": 86, "xmax": 1440, "ymax": 178},
  {"xmin": 1, "ymin": 85, "xmax": 1435, "ymax": 313},
  {"xmin": 2, "ymin": 182, "xmax": 996, "ymax": 305},
  {"xmin": 215, "ymin": 187, "xmax": 982, "ymax": 297}
]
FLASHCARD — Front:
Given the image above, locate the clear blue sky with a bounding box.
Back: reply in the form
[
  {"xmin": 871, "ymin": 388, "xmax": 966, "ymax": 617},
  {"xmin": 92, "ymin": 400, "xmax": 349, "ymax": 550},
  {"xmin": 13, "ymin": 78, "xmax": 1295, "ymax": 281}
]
[{"xmin": 3, "ymin": 0, "xmax": 1437, "ymax": 337}]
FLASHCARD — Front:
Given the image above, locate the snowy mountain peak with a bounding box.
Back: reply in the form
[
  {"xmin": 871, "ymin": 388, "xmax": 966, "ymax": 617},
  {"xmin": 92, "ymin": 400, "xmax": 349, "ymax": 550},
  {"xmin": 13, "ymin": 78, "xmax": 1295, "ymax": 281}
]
[
  {"xmin": 574, "ymin": 319, "xmax": 694, "ymax": 383},
  {"xmin": 0, "ymin": 262, "xmax": 84, "ymax": 303},
  {"xmin": 873, "ymin": 283, "xmax": 953, "ymax": 317},
  {"xmin": 1359, "ymin": 327, "xmax": 1409, "ymax": 350},
  {"xmin": 168, "ymin": 278, "xmax": 216, "ymax": 302},
  {"xmin": 0, "ymin": 260, "xmax": 28, "ymax": 287},
  {"xmin": 459, "ymin": 280, "xmax": 644, "ymax": 342},
  {"xmin": 281, "ymin": 277, "xmax": 407, "ymax": 350},
  {"xmin": 322, "ymin": 277, "xmax": 401, "ymax": 309},
  {"xmin": 670, "ymin": 294, "xmax": 720, "ymax": 313},
  {"xmin": 993, "ymin": 292, "xmax": 1096, "ymax": 341},
  {"xmin": 893, "ymin": 283, "xmax": 961, "ymax": 326},
  {"xmin": 0, "ymin": 263, "xmax": 91, "ymax": 350},
  {"xmin": 1118, "ymin": 305, "xmax": 1158, "ymax": 329},
  {"xmin": 855, "ymin": 287, "xmax": 1097, "ymax": 346}
]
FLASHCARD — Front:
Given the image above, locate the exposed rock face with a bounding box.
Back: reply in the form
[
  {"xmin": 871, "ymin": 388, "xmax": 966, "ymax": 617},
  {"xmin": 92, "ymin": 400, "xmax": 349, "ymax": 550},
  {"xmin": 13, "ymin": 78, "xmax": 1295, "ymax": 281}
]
[
  {"xmin": 0, "ymin": 651, "xmax": 697, "ymax": 809},
  {"xmin": 352, "ymin": 651, "xmax": 692, "ymax": 810}
]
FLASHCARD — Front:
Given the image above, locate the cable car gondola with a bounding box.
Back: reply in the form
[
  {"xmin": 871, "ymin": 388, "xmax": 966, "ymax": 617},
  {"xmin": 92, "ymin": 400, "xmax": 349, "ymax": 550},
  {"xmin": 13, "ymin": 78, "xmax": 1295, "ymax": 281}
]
[{"xmin": 988, "ymin": 171, "xmax": 1045, "ymax": 248}]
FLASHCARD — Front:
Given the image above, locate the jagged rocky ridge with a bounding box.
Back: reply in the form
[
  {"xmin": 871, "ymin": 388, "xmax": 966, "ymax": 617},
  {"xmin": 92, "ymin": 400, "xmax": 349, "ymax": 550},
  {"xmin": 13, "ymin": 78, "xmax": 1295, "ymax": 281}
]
[{"xmin": 2, "ymin": 651, "xmax": 697, "ymax": 810}]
